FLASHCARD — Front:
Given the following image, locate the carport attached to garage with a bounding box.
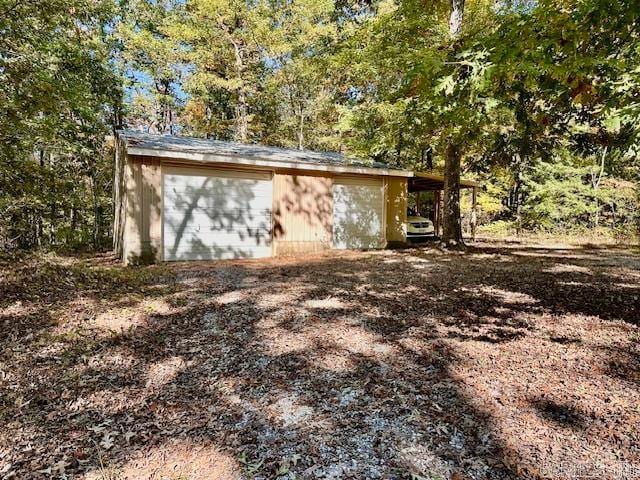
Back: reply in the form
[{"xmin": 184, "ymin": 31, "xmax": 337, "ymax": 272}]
[
  {"xmin": 113, "ymin": 131, "xmax": 412, "ymax": 264},
  {"xmin": 409, "ymin": 172, "xmax": 480, "ymax": 238}
]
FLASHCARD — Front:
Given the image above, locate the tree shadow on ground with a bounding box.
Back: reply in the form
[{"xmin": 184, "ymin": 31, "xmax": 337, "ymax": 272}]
[{"xmin": 1, "ymin": 242, "xmax": 639, "ymax": 479}]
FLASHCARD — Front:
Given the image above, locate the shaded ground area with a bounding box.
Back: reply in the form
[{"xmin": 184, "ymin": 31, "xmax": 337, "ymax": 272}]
[{"xmin": 1, "ymin": 241, "xmax": 639, "ymax": 479}]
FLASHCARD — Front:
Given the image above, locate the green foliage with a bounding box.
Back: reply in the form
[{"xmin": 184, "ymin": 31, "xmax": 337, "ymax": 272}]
[
  {"xmin": 521, "ymin": 160, "xmax": 596, "ymax": 231},
  {"xmin": 1, "ymin": 0, "xmax": 639, "ymax": 250},
  {"xmin": 118, "ymin": 0, "xmax": 184, "ymax": 133},
  {"xmin": 477, "ymin": 152, "xmax": 639, "ymax": 236},
  {"xmin": 169, "ymin": 0, "xmax": 339, "ymax": 146},
  {"xmin": 477, "ymin": 220, "xmax": 518, "ymax": 237},
  {"xmin": 0, "ymin": 0, "xmax": 120, "ymax": 249}
]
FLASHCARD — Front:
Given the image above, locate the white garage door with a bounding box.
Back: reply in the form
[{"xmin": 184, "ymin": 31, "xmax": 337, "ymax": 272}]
[
  {"xmin": 332, "ymin": 177, "xmax": 385, "ymax": 249},
  {"xmin": 163, "ymin": 167, "xmax": 272, "ymax": 261}
]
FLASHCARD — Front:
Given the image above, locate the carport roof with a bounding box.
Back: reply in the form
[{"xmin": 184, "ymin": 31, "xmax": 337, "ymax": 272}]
[
  {"xmin": 409, "ymin": 172, "xmax": 479, "ymax": 192},
  {"xmin": 118, "ymin": 130, "xmax": 413, "ymax": 178}
]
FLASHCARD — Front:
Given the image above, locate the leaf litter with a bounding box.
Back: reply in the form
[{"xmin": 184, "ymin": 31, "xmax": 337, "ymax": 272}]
[{"xmin": 0, "ymin": 243, "xmax": 638, "ymax": 479}]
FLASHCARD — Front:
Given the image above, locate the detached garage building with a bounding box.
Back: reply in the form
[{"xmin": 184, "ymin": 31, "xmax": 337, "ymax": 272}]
[{"xmin": 113, "ymin": 131, "xmax": 412, "ymax": 264}]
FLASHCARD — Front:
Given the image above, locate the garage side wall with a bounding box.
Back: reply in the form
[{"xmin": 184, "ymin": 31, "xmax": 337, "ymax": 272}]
[
  {"xmin": 119, "ymin": 154, "xmax": 162, "ymax": 265},
  {"xmin": 113, "ymin": 136, "xmax": 127, "ymax": 257},
  {"xmin": 385, "ymin": 177, "xmax": 408, "ymax": 246},
  {"xmin": 272, "ymin": 172, "xmax": 333, "ymax": 255}
]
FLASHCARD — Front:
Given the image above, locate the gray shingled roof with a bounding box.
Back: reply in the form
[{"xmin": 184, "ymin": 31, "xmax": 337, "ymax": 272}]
[{"xmin": 119, "ymin": 130, "xmax": 401, "ymax": 172}]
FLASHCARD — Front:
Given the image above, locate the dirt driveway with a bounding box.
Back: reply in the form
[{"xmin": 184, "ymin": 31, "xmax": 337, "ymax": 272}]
[{"xmin": 1, "ymin": 242, "xmax": 639, "ymax": 479}]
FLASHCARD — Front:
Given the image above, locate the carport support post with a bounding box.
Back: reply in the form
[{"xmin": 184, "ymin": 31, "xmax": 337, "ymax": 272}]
[
  {"xmin": 471, "ymin": 186, "xmax": 477, "ymax": 241},
  {"xmin": 434, "ymin": 190, "xmax": 441, "ymax": 236}
]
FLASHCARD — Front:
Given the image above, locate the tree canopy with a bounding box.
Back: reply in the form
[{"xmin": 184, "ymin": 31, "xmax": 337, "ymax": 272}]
[{"xmin": 1, "ymin": 0, "xmax": 638, "ymax": 249}]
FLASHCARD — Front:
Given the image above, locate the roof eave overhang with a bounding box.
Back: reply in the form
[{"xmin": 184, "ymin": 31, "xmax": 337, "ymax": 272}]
[
  {"xmin": 412, "ymin": 172, "xmax": 480, "ymax": 189},
  {"xmin": 127, "ymin": 146, "xmax": 414, "ymax": 178}
]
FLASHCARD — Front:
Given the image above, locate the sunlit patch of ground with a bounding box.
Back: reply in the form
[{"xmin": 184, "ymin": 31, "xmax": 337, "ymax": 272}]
[
  {"xmin": 0, "ymin": 301, "xmax": 34, "ymax": 317},
  {"xmin": 544, "ymin": 262, "xmax": 593, "ymax": 275},
  {"xmin": 475, "ymin": 286, "xmax": 538, "ymax": 305},
  {"xmin": 269, "ymin": 394, "xmax": 315, "ymax": 427},
  {"xmin": 303, "ymin": 297, "xmax": 348, "ymax": 310},
  {"xmin": 0, "ymin": 241, "xmax": 638, "ymax": 479},
  {"xmin": 214, "ymin": 290, "xmax": 248, "ymax": 305},
  {"xmin": 82, "ymin": 439, "xmax": 242, "ymax": 480},
  {"xmin": 145, "ymin": 356, "xmax": 189, "ymax": 389},
  {"xmin": 92, "ymin": 307, "xmax": 150, "ymax": 333}
]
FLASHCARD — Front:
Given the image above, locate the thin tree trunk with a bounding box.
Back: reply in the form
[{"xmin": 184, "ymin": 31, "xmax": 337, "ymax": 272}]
[
  {"xmin": 449, "ymin": 0, "xmax": 464, "ymax": 36},
  {"xmin": 591, "ymin": 146, "xmax": 606, "ymax": 228},
  {"xmin": 36, "ymin": 212, "xmax": 42, "ymax": 248},
  {"xmin": 442, "ymin": 142, "xmax": 464, "ymax": 246},
  {"xmin": 513, "ymin": 161, "xmax": 522, "ymax": 234},
  {"xmin": 69, "ymin": 204, "xmax": 77, "ymax": 245},
  {"xmin": 515, "ymin": 192, "xmax": 522, "ymax": 235},
  {"xmin": 233, "ymin": 41, "xmax": 249, "ymax": 142},
  {"xmin": 91, "ymin": 172, "xmax": 100, "ymax": 249},
  {"xmin": 36, "ymin": 150, "xmax": 45, "ymax": 247},
  {"xmin": 441, "ymin": 0, "xmax": 466, "ymax": 247},
  {"xmin": 49, "ymin": 201, "xmax": 56, "ymax": 245},
  {"xmin": 236, "ymin": 91, "xmax": 248, "ymax": 142},
  {"xmin": 421, "ymin": 146, "xmax": 433, "ymax": 170},
  {"xmin": 297, "ymin": 106, "xmax": 304, "ymax": 150},
  {"xmin": 48, "ymin": 152, "xmax": 56, "ymax": 246},
  {"xmin": 396, "ymin": 129, "xmax": 403, "ymax": 164},
  {"xmin": 611, "ymin": 202, "xmax": 616, "ymax": 229}
]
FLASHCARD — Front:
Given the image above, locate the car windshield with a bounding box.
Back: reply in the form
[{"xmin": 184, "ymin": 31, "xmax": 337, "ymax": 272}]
[{"xmin": 407, "ymin": 207, "xmax": 417, "ymax": 216}]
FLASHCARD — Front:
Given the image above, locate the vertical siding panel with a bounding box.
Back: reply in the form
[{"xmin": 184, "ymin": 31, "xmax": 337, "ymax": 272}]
[
  {"xmin": 120, "ymin": 155, "xmax": 162, "ymax": 264},
  {"xmin": 142, "ymin": 157, "xmax": 162, "ymax": 261},
  {"xmin": 273, "ymin": 173, "xmax": 333, "ymax": 255},
  {"xmin": 141, "ymin": 163, "xmax": 149, "ymax": 245},
  {"xmin": 385, "ymin": 177, "xmax": 408, "ymax": 245},
  {"xmin": 122, "ymin": 157, "xmax": 141, "ymax": 263}
]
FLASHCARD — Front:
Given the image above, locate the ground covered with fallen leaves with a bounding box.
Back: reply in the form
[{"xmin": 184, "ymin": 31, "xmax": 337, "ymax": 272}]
[{"xmin": 1, "ymin": 241, "xmax": 639, "ymax": 480}]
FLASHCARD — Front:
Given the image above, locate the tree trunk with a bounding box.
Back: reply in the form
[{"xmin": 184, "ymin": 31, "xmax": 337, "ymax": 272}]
[
  {"xmin": 36, "ymin": 149, "xmax": 45, "ymax": 247},
  {"xmin": 235, "ymin": 92, "xmax": 248, "ymax": 142},
  {"xmin": 421, "ymin": 146, "xmax": 433, "ymax": 170},
  {"xmin": 49, "ymin": 201, "xmax": 56, "ymax": 245},
  {"xmin": 48, "ymin": 153, "xmax": 56, "ymax": 246},
  {"xmin": 440, "ymin": 0, "xmax": 466, "ymax": 248},
  {"xmin": 233, "ymin": 41, "xmax": 249, "ymax": 142},
  {"xmin": 591, "ymin": 146, "xmax": 606, "ymax": 228},
  {"xmin": 513, "ymin": 168, "xmax": 522, "ymax": 234},
  {"xmin": 449, "ymin": 0, "xmax": 464, "ymax": 37},
  {"xmin": 70, "ymin": 204, "xmax": 77, "ymax": 245},
  {"xmin": 155, "ymin": 80, "xmax": 172, "ymax": 134},
  {"xmin": 297, "ymin": 106, "xmax": 304, "ymax": 150},
  {"xmin": 91, "ymin": 172, "xmax": 101, "ymax": 249},
  {"xmin": 442, "ymin": 142, "xmax": 464, "ymax": 247},
  {"xmin": 395, "ymin": 128, "xmax": 403, "ymax": 164},
  {"xmin": 611, "ymin": 202, "xmax": 616, "ymax": 229}
]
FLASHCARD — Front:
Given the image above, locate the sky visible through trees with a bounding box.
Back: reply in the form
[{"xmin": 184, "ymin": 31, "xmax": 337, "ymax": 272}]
[{"xmin": 0, "ymin": 0, "xmax": 639, "ymax": 249}]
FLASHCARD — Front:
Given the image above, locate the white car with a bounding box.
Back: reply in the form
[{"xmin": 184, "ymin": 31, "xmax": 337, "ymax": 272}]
[{"xmin": 407, "ymin": 215, "xmax": 435, "ymax": 239}]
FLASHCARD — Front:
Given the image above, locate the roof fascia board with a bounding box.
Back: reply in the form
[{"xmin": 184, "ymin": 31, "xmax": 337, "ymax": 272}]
[{"xmin": 127, "ymin": 146, "xmax": 413, "ymax": 178}]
